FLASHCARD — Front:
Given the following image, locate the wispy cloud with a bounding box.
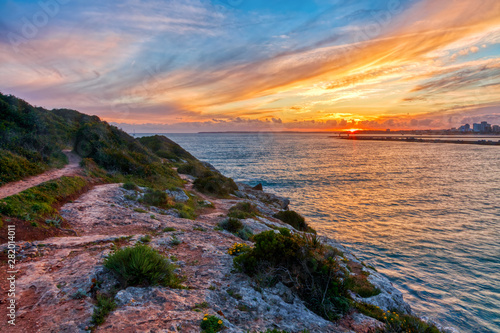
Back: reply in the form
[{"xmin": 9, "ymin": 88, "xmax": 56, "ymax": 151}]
[{"xmin": 0, "ymin": 0, "xmax": 499, "ymax": 130}]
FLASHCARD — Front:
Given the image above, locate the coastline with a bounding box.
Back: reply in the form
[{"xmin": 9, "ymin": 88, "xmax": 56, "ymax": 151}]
[{"xmin": 0, "ymin": 157, "xmax": 459, "ymax": 333}]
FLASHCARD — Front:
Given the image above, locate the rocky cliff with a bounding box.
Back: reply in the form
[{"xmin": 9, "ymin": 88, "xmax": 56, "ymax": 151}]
[{"xmin": 0, "ymin": 173, "xmax": 420, "ymax": 333}]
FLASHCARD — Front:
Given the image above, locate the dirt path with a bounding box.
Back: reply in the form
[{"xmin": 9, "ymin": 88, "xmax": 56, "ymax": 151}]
[{"xmin": 0, "ymin": 150, "xmax": 82, "ymax": 199}]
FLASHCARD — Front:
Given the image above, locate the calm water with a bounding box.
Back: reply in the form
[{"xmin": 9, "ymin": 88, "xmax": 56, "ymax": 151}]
[{"xmin": 142, "ymin": 133, "xmax": 500, "ymax": 332}]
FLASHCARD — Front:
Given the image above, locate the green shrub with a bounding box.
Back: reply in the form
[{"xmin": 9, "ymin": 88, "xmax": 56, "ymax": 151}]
[
  {"xmin": 0, "ymin": 150, "xmax": 47, "ymax": 185},
  {"xmin": 200, "ymin": 314, "xmax": 224, "ymax": 333},
  {"xmin": 237, "ymin": 226, "xmax": 254, "ymax": 241},
  {"xmin": 140, "ymin": 188, "xmax": 171, "ymax": 208},
  {"xmin": 139, "ymin": 235, "xmax": 151, "ymax": 243},
  {"xmin": 163, "ymin": 227, "xmax": 176, "ymax": 232},
  {"xmin": 91, "ymin": 294, "xmax": 116, "ymax": 326},
  {"xmin": 345, "ymin": 273, "xmax": 381, "ymax": 298},
  {"xmin": 219, "ymin": 217, "xmax": 243, "ymax": 233},
  {"xmin": 0, "ymin": 176, "xmax": 88, "ymax": 220},
  {"xmin": 177, "ymin": 204, "xmax": 196, "ymax": 220},
  {"xmin": 104, "ymin": 244, "xmax": 177, "ymax": 288},
  {"xmin": 354, "ymin": 302, "xmax": 442, "ymax": 333},
  {"xmin": 170, "ymin": 235, "xmax": 182, "ymax": 246},
  {"xmin": 177, "ymin": 162, "xmax": 207, "ymax": 177},
  {"xmin": 45, "ymin": 217, "xmax": 62, "ymax": 228},
  {"xmin": 273, "ymin": 210, "xmax": 315, "ymax": 233},
  {"xmin": 228, "ymin": 202, "xmax": 259, "ymax": 219},
  {"xmin": 122, "ymin": 182, "xmax": 139, "ymax": 191},
  {"xmin": 234, "ymin": 230, "xmax": 350, "ymax": 321},
  {"xmin": 227, "ymin": 243, "xmax": 252, "ymax": 256},
  {"xmin": 193, "ymin": 173, "xmax": 237, "ymax": 197},
  {"xmin": 192, "ymin": 301, "xmax": 210, "ymax": 310}
]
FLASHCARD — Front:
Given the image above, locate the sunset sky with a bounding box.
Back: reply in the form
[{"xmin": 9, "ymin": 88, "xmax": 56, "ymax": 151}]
[{"xmin": 1, "ymin": 0, "xmax": 500, "ymax": 132}]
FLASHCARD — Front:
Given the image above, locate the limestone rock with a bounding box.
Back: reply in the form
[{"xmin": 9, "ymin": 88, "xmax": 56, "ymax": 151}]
[{"xmin": 166, "ymin": 188, "xmax": 190, "ymax": 203}]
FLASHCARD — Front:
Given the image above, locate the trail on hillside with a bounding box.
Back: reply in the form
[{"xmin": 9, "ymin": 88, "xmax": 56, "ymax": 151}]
[{"xmin": 0, "ymin": 150, "xmax": 82, "ymax": 199}]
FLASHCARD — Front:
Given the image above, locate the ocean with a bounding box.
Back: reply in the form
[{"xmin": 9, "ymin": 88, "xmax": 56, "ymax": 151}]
[{"xmin": 139, "ymin": 132, "xmax": 500, "ymax": 333}]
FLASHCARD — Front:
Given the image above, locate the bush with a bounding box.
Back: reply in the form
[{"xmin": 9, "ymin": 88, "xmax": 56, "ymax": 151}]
[
  {"xmin": 176, "ymin": 203, "xmax": 196, "ymax": 220},
  {"xmin": 273, "ymin": 210, "xmax": 315, "ymax": 233},
  {"xmin": 104, "ymin": 244, "xmax": 177, "ymax": 288},
  {"xmin": 200, "ymin": 314, "xmax": 224, "ymax": 333},
  {"xmin": 177, "ymin": 162, "xmax": 207, "ymax": 177},
  {"xmin": 228, "ymin": 243, "xmax": 252, "ymax": 256},
  {"xmin": 122, "ymin": 182, "xmax": 139, "ymax": 191},
  {"xmin": 237, "ymin": 226, "xmax": 254, "ymax": 241},
  {"xmin": 139, "ymin": 235, "xmax": 151, "ymax": 243},
  {"xmin": 140, "ymin": 188, "xmax": 171, "ymax": 208},
  {"xmin": 193, "ymin": 173, "xmax": 237, "ymax": 197},
  {"xmin": 234, "ymin": 230, "xmax": 350, "ymax": 320},
  {"xmin": 0, "ymin": 150, "xmax": 47, "ymax": 186},
  {"xmin": 354, "ymin": 302, "xmax": 442, "ymax": 333},
  {"xmin": 91, "ymin": 294, "xmax": 116, "ymax": 326},
  {"xmin": 219, "ymin": 217, "xmax": 243, "ymax": 233},
  {"xmin": 345, "ymin": 273, "xmax": 381, "ymax": 298},
  {"xmin": 228, "ymin": 202, "xmax": 259, "ymax": 219}
]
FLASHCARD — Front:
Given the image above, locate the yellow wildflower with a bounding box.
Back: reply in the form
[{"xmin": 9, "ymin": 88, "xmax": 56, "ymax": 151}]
[
  {"xmin": 203, "ymin": 317, "xmax": 208, "ymax": 321},
  {"xmin": 218, "ymin": 320, "xmax": 222, "ymax": 324}
]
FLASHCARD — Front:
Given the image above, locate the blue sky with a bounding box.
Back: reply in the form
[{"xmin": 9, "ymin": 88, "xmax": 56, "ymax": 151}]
[{"xmin": 0, "ymin": 0, "xmax": 499, "ymax": 132}]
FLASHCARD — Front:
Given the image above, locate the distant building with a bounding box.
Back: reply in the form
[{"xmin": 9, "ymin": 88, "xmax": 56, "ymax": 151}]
[
  {"xmin": 386, "ymin": 129, "xmax": 391, "ymax": 132},
  {"xmin": 480, "ymin": 121, "xmax": 490, "ymax": 133},
  {"xmin": 458, "ymin": 124, "xmax": 471, "ymax": 132},
  {"xmin": 493, "ymin": 125, "xmax": 500, "ymax": 133},
  {"xmin": 471, "ymin": 121, "xmax": 495, "ymax": 133}
]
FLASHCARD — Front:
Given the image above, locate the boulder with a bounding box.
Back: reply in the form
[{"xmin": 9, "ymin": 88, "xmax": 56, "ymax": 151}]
[
  {"xmin": 252, "ymin": 183, "xmax": 263, "ymax": 191},
  {"xmin": 166, "ymin": 189, "xmax": 190, "ymax": 203}
]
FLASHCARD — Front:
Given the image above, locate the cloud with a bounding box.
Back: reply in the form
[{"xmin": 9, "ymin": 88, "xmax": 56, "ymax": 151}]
[{"xmin": 0, "ymin": 0, "xmax": 499, "ymax": 129}]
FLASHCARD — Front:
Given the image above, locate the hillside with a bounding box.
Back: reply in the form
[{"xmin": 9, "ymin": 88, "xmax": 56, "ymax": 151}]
[{"xmin": 0, "ymin": 92, "xmax": 235, "ymax": 191}]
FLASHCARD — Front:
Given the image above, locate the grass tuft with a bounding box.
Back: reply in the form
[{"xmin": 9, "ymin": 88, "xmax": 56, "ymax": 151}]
[
  {"xmin": 104, "ymin": 244, "xmax": 178, "ymax": 288},
  {"xmin": 91, "ymin": 294, "xmax": 116, "ymax": 326}
]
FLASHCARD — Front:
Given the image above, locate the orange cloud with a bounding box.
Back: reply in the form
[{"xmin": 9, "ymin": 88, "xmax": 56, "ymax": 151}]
[{"xmin": 127, "ymin": 0, "xmax": 500, "ymax": 122}]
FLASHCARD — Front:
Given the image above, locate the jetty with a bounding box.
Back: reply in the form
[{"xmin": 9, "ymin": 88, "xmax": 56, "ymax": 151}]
[{"xmin": 333, "ymin": 135, "xmax": 500, "ymax": 145}]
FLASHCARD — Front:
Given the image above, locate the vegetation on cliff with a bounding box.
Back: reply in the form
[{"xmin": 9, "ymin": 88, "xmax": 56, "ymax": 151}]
[
  {"xmin": 234, "ymin": 229, "xmax": 351, "ymax": 320},
  {"xmin": 139, "ymin": 135, "xmax": 237, "ymax": 197},
  {"xmin": 0, "ymin": 93, "xmax": 236, "ymax": 234},
  {"xmin": 273, "ymin": 210, "xmax": 316, "ymax": 233}
]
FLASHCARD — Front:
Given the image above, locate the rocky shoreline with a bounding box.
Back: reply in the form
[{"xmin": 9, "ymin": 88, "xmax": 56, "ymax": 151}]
[{"xmin": 0, "ymin": 169, "xmax": 459, "ymax": 333}]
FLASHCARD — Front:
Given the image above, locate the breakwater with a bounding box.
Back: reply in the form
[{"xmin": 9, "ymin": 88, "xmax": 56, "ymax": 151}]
[{"xmin": 334, "ymin": 135, "xmax": 500, "ymax": 145}]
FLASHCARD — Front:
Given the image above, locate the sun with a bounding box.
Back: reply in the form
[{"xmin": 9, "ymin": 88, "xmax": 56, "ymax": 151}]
[{"xmin": 345, "ymin": 128, "xmax": 362, "ymax": 133}]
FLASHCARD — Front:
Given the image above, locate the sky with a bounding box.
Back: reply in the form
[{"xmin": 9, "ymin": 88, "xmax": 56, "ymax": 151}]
[{"xmin": 0, "ymin": 0, "xmax": 500, "ymax": 132}]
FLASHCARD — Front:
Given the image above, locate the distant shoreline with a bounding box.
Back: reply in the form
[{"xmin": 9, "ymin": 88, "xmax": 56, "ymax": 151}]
[{"xmin": 335, "ymin": 135, "xmax": 500, "ymax": 145}]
